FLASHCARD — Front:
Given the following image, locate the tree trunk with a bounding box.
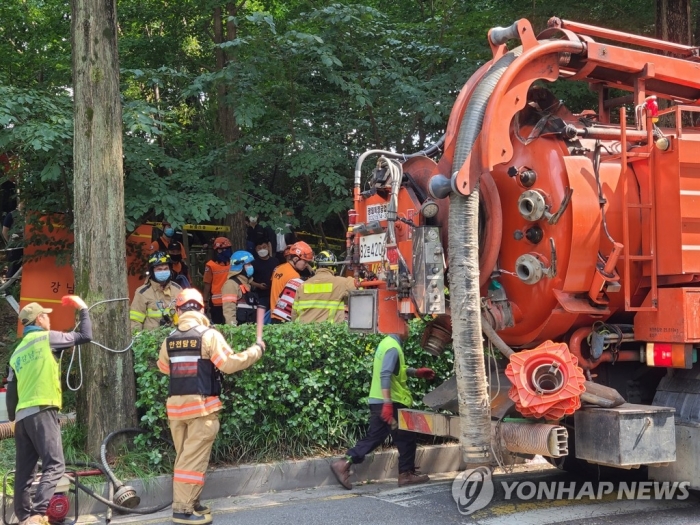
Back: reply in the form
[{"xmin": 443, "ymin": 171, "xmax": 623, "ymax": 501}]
[
  {"xmin": 214, "ymin": 2, "xmax": 246, "ymax": 249},
  {"xmin": 656, "ymin": 0, "xmax": 692, "ymax": 44},
  {"xmin": 72, "ymin": 0, "xmax": 137, "ymax": 456}
]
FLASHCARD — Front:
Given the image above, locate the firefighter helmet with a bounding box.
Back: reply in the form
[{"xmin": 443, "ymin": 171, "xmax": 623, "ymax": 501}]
[
  {"xmin": 230, "ymin": 250, "xmax": 255, "ymax": 273},
  {"xmin": 290, "ymin": 241, "xmax": 314, "ymax": 262},
  {"xmin": 176, "ymin": 288, "xmax": 205, "ymax": 310},
  {"xmin": 213, "ymin": 236, "xmax": 232, "ymax": 250},
  {"xmin": 148, "ymin": 251, "xmax": 172, "ymax": 270},
  {"xmin": 314, "ymin": 250, "xmax": 337, "ymax": 265}
]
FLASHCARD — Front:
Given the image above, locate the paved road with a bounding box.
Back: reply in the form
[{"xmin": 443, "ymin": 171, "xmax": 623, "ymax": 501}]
[{"xmin": 110, "ymin": 465, "xmax": 700, "ymax": 525}]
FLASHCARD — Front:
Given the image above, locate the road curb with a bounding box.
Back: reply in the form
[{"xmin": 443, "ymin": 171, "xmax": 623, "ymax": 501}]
[{"xmin": 59, "ymin": 443, "xmax": 462, "ymax": 518}]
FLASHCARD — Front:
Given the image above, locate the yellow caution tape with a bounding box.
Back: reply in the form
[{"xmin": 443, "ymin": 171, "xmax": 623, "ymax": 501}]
[{"xmin": 20, "ymin": 297, "xmax": 64, "ymax": 304}]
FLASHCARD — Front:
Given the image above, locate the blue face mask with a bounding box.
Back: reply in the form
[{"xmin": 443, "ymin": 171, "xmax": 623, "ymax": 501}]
[
  {"xmin": 164, "ymin": 227, "xmax": 175, "ymax": 237},
  {"xmin": 153, "ymin": 270, "xmax": 171, "ymax": 283},
  {"xmin": 245, "ymin": 265, "xmax": 254, "ymax": 277}
]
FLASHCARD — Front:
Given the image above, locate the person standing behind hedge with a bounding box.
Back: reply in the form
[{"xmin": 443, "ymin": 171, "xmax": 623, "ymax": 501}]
[
  {"xmin": 330, "ymin": 327, "xmax": 436, "ymax": 490},
  {"xmin": 157, "ymin": 288, "xmax": 265, "ymax": 525}
]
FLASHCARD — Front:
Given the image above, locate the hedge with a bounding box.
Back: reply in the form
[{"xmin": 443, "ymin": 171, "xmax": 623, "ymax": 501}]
[{"xmin": 132, "ymin": 319, "xmax": 454, "ymax": 466}]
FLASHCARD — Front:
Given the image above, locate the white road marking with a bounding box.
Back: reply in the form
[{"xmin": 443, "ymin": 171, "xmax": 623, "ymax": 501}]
[{"xmin": 367, "ymin": 481, "xmax": 452, "ymax": 504}]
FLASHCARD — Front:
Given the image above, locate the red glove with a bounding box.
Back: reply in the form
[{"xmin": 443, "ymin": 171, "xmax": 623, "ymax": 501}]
[
  {"xmin": 415, "ymin": 368, "xmax": 435, "ymax": 380},
  {"xmin": 61, "ymin": 295, "xmax": 88, "ymax": 310},
  {"xmin": 380, "ymin": 402, "xmax": 394, "ymax": 425}
]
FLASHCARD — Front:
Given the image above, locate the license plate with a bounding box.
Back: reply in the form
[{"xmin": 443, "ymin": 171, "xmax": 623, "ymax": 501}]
[{"xmin": 359, "ymin": 233, "xmax": 386, "ymax": 263}]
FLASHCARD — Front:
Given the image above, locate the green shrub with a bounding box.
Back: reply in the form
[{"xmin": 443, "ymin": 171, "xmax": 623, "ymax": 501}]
[{"xmin": 133, "ymin": 319, "xmax": 453, "ymax": 465}]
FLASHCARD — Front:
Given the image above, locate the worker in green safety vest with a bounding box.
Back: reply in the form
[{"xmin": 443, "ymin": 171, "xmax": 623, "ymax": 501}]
[
  {"xmin": 6, "ymin": 296, "xmax": 92, "ymax": 525},
  {"xmin": 330, "ymin": 329, "xmax": 436, "ymax": 490}
]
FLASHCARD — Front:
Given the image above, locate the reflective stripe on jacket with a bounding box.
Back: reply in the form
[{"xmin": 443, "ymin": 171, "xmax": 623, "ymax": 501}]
[
  {"xmin": 157, "ymin": 311, "xmax": 263, "ymax": 420},
  {"xmin": 165, "ymin": 325, "xmax": 222, "ymax": 397},
  {"xmin": 292, "ymin": 269, "xmax": 356, "ymax": 324},
  {"xmin": 130, "ymin": 279, "xmax": 182, "ymax": 332},
  {"xmin": 271, "ymin": 277, "xmax": 303, "ymax": 322}
]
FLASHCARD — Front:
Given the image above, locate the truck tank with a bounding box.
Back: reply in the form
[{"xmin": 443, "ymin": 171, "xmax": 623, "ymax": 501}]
[{"xmin": 345, "ymin": 18, "xmax": 700, "ymax": 482}]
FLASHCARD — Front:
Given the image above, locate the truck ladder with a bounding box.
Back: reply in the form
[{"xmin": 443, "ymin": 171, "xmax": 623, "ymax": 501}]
[{"xmin": 620, "ymin": 106, "xmax": 658, "ymax": 312}]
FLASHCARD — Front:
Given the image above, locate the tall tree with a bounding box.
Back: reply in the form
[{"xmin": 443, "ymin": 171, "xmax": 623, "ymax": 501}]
[
  {"xmin": 71, "ymin": 0, "xmax": 137, "ymax": 455},
  {"xmin": 213, "ymin": 1, "xmax": 246, "ymax": 248},
  {"xmin": 656, "ymin": 0, "xmax": 692, "ymax": 43}
]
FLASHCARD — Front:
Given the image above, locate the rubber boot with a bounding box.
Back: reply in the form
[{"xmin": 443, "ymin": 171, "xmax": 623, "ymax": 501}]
[
  {"xmin": 398, "ymin": 470, "xmax": 430, "ymax": 487},
  {"xmin": 330, "ymin": 458, "xmax": 352, "ymax": 490},
  {"xmin": 194, "ymin": 501, "xmax": 211, "ymax": 515}
]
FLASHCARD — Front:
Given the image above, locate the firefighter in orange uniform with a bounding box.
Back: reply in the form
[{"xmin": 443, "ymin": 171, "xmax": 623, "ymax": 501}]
[
  {"xmin": 157, "ymin": 289, "xmax": 264, "ymax": 525},
  {"xmin": 221, "ymin": 251, "xmax": 258, "ymax": 326},
  {"xmin": 202, "ymin": 237, "xmax": 232, "ymax": 324},
  {"xmin": 269, "ymin": 241, "xmax": 314, "ymax": 324}
]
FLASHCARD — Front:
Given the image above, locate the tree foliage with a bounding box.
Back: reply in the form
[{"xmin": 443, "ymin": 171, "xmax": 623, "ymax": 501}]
[{"xmin": 1, "ymin": 0, "xmax": 673, "ymax": 241}]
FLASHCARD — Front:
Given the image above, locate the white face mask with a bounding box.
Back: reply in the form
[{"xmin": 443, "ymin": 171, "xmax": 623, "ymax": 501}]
[{"xmin": 257, "ymin": 249, "xmax": 269, "ymax": 258}]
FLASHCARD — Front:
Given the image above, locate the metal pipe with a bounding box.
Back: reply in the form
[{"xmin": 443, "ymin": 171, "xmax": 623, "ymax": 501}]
[
  {"xmin": 547, "ymin": 17, "xmax": 700, "ymax": 57},
  {"xmin": 574, "ymin": 126, "xmax": 649, "ymax": 142},
  {"xmin": 353, "ymin": 136, "xmax": 446, "ymax": 189},
  {"xmin": 569, "ymin": 327, "xmax": 641, "ymax": 371}
]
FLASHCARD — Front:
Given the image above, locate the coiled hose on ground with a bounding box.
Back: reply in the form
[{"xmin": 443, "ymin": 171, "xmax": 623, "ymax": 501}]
[{"xmin": 68, "ymin": 428, "xmax": 173, "ymax": 515}]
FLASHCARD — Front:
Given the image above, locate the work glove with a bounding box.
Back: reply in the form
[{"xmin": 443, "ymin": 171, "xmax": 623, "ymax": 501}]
[
  {"xmin": 61, "ymin": 295, "xmax": 88, "ymax": 310},
  {"xmin": 415, "ymin": 367, "xmax": 435, "ymax": 380},
  {"xmin": 380, "ymin": 402, "xmax": 394, "ymax": 425}
]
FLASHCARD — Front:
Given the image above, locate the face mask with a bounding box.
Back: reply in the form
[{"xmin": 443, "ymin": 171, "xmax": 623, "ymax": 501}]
[
  {"xmin": 170, "ymin": 253, "xmax": 182, "ymax": 262},
  {"xmin": 154, "ymin": 270, "xmax": 171, "ymax": 283},
  {"xmin": 216, "ymin": 248, "xmax": 232, "ymax": 262},
  {"xmin": 245, "ymin": 266, "xmax": 254, "ymax": 277},
  {"xmin": 164, "ymin": 227, "xmax": 175, "ymax": 237},
  {"xmin": 257, "ymin": 249, "xmax": 269, "ymax": 258}
]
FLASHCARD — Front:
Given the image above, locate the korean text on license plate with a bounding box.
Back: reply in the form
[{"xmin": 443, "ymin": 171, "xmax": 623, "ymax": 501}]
[{"xmin": 359, "ymin": 233, "xmax": 386, "ymax": 263}]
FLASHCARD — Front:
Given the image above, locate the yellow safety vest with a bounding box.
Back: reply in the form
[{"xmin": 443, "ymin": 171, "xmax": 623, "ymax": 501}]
[{"xmin": 10, "ymin": 331, "xmax": 62, "ymax": 411}]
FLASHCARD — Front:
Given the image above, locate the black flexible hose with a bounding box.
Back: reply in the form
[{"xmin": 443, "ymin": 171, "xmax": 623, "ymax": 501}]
[
  {"xmin": 100, "ymin": 428, "xmax": 146, "ymax": 488},
  {"xmin": 64, "ymin": 428, "xmax": 175, "ymax": 515},
  {"xmin": 72, "ymin": 479, "xmax": 171, "ymax": 515}
]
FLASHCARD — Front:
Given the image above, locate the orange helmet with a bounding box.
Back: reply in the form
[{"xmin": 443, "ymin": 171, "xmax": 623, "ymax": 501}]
[
  {"xmin": 213, "ymin": 236, "xmax": 232, "ymax": 250},
  {"xmin": 176, "ymin": 289, "xmax": 205, "ymax": 309},
  {"xmin": 290, "ymin": 241, "xmax": 314, "ymax": 262}
]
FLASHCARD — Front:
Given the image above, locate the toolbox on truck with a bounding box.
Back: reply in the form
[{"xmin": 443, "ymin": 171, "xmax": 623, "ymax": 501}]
[{"xmin": 574, "ymin": 403, "xmax": 676, "ymax": 468}]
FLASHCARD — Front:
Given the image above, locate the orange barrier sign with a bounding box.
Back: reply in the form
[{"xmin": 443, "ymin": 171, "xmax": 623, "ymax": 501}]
[{"xmin": 18, "ymin": 221, "xmax": 153, "ymax": 334}]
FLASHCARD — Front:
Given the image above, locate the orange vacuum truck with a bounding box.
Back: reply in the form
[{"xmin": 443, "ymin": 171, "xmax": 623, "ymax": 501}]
[{"xmin": 345, "ymin": 17, "xmax": 700, "ymax": 484}]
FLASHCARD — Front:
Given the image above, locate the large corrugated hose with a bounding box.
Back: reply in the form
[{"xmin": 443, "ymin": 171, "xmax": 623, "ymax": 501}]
[
  {"xmin": 449, "ymin": 49, "xmax": 521, "ymax": 467},
  {"xmin": 498, "ymin": 422, "xmax": 569, "ymax": 458}
]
